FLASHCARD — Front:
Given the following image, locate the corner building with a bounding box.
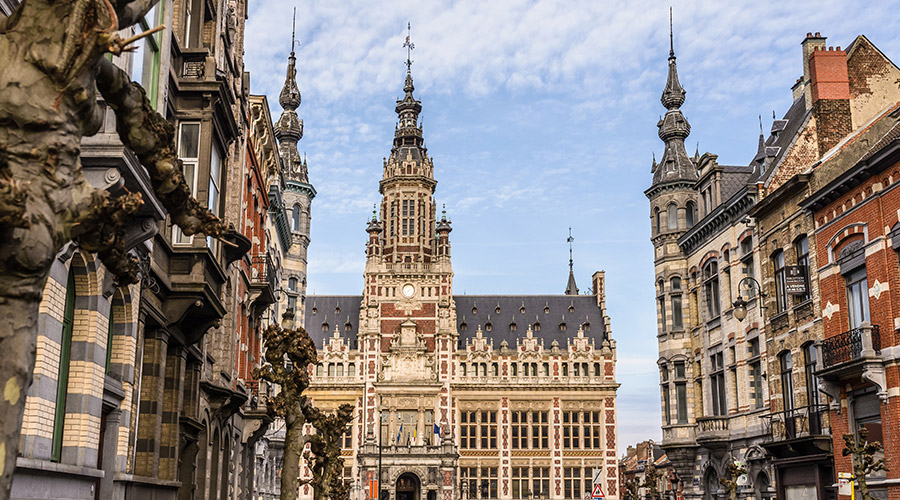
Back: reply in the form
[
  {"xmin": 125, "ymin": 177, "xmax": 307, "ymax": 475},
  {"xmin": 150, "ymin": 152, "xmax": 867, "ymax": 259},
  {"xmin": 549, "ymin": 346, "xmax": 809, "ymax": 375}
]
[{"xmin": 303, "ymin": 65, "xmax": 620, "ymax": 500}]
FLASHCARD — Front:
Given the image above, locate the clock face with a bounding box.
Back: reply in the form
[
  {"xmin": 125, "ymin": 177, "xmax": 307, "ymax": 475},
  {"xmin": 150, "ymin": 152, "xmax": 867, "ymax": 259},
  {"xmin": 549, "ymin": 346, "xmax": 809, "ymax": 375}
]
[{"xmin": 402, "ymin": 284, "xmax": 415, "ymax": 298}]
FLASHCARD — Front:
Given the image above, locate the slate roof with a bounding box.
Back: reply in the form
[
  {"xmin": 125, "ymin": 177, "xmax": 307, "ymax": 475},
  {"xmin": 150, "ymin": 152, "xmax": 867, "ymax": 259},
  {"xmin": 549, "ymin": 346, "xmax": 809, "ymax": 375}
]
[
  {"xmin": 756, "ymin": 96, "xmax": 812, "ymax": 185},
  {"xmin": 303, "ymin": 294, "xmax": 607, "ymax": 351},
  {"xmin": 720, "ymin": 165, "xmax": 754, "ymax": 201}
]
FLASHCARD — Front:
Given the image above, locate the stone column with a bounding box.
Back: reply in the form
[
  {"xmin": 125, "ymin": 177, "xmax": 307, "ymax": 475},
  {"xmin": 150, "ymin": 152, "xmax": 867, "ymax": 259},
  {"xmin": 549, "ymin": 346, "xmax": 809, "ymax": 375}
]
[{"xmin": 98, "ymin": 409, "xmax": 121, "ymax": 500}]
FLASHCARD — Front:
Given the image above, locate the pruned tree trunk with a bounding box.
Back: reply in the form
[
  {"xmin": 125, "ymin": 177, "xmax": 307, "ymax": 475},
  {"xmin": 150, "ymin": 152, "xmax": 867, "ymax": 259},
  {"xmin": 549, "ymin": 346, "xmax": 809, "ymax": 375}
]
[
  {"xmin": 282, "ymin": 404, "xmax": 306, "ymax": 500},
  {"xmin": 0, "ymin": 1, "xmax": 233, "ymax": 497}
]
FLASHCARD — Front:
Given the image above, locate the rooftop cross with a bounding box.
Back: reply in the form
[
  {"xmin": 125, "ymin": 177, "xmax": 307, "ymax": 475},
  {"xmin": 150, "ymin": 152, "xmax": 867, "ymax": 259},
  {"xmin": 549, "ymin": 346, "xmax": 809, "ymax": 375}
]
[{"xmin": 403, "ymin": 22, "xmax": 415, "ymax": 71}]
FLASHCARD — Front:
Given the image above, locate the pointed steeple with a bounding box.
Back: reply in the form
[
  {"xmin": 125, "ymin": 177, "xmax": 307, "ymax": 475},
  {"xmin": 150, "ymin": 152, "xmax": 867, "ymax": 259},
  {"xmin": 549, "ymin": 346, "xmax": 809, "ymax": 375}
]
[
  {"xmin": 651, "ymin": 8, "xmax": 696, "ymax": 186},
  {"xmin": 275, "ymin": 9, "xmax": 308, "ymax": 183},
  {"xmin": 565, "ymin": 228, "xmax": 579, "ymax": 296},
  {"xmin": 394, "ymin": 22, "xmax": 425, "ymax": 153}
]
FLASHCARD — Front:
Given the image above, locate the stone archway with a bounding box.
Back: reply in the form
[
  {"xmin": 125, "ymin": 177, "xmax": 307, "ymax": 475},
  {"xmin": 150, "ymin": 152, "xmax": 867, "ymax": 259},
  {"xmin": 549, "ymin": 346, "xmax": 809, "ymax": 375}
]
[{"xmin": 396, "ymin": 472, "xmax": 421, "ymax": 500}]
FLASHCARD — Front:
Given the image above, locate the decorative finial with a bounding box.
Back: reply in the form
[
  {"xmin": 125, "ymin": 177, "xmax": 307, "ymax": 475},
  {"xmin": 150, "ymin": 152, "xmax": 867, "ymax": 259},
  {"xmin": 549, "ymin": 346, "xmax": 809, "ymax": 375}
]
[
  {"xmin": 403, "ymin": 22, "xmax": 415, "ymax": 72},
  {"xmin": 442, "ymin": 203, "xmax": 447, "ymax": 219},
  {"xmin": 372, "ymin": 204, "xmax": 377, "ymax": 219},
  {"xmin": 567, "ymin": 227, "xmax": 574, "ymax": 271},
  {"xmin": 291, "ymin": 7, "xmax": 296, "ymax": 55},
  {"xmin": 669, "ymin": 7, "xmax": 674, "ymax": 57},
  {"xmin": 773, "ymin": 110, "xmax": 776, "ymax": 120},
  {"xmin": 759, "ymin": 114, "xmax": 763, "ymax": 135}
]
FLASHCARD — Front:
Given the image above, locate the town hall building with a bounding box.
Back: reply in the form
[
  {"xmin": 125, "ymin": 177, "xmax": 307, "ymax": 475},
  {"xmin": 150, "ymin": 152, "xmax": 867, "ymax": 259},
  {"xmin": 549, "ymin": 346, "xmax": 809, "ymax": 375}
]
[{"xmin": 293, "ymin": 41, "xmax": 621, "ymax": 500}]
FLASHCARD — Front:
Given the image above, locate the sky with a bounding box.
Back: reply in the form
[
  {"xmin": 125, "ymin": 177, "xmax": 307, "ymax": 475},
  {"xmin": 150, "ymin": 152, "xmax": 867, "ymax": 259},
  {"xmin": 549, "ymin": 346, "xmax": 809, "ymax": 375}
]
[{"xmin": 242, "ymin": 0, "xmax": 900, "ymax": 451}]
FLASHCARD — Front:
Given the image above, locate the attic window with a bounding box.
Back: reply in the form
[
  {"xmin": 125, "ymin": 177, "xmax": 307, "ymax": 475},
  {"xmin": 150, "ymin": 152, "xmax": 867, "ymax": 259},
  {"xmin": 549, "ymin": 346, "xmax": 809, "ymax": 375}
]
[
  {"xmin": 559, "ymin": 323, "xmax": 567, "ymax": 331},
  {"xmin": 509, "ymin": 322, "xmax": 517, "ymax": 332},
  {"xmin": 460, "ymin": 322, "xmax": 468, "ymax": 332},
  {"xmin": 568, "ymin": 305, "xmax": 575, "ymax": 313},
  {"xmin": 666, "ymin": 160, "xmax": 675, "ymax": 173},
  {"xmin": 583, "ymin": 322, "xmax": 591, "ymax": 332},
  {"xmin": 322, "ymin": 323, "xmax": 329, "ymax": 332},
  {"xmin": 544, "ymin": 306, "xmax": 550, "ymax": 314},
  {"xmin": 311, "ymin": 307, "xmax": 317, "ymax": 314},
  {"xmin": 520, "ymin": 306, "xmax": 526, "ymax": 314},
  {"xmin": 533, "ymin": 322, "xmax": 541, "ymax": 331},
  {"xmin": 335, "ymin": 306, "xmax": 341, "ymax": 314},
  {"xmin": 485, "ymin": 322, "xmax": 493, "ymax": 332},
  {"xmin": 472, "ymin": 306, "xmax": 478, "ymax": 314},
  {"xmin": 345, "ymin": 322, "xmax": 352, "ymax": 332},
  {"xmin": 495, "ymin": 306, "xmax": 501, "ymax": 314}
]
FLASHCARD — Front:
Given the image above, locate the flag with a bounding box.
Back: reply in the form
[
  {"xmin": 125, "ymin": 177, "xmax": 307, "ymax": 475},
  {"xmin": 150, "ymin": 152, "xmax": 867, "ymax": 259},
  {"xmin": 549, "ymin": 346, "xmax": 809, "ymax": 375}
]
[
  {"xmin": 413, "ymin": 427, "xmax": 418, "ymax": 444},
  {"xmin": 396, "ymin": 421, "xmax": 403, "ymax": 444},
  {"xmin": 433, "ymin": 423, "xmax": 441, "ymax": 437}
]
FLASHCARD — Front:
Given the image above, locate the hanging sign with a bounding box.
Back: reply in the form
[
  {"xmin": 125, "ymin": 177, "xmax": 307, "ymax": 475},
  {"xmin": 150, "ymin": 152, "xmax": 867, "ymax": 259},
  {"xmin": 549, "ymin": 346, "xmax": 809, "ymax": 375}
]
[{"xmin": 785, "ymin": 266, "xmax": 808, "ymax": 295}]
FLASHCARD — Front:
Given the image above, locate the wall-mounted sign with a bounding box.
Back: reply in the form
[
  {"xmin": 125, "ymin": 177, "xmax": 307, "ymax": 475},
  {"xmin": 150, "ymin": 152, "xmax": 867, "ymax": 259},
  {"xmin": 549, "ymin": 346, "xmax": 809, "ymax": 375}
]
[{"xmin": 785, "ymin": 266, "xmax": 808, "ymax": 295}]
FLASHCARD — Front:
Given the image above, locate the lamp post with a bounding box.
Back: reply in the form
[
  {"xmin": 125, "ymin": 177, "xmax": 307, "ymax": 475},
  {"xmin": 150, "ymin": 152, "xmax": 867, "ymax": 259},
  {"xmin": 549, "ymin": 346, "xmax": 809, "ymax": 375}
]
[{"xmin": 732, "ymin": 277, "xmax": 766, "ymax": 322}]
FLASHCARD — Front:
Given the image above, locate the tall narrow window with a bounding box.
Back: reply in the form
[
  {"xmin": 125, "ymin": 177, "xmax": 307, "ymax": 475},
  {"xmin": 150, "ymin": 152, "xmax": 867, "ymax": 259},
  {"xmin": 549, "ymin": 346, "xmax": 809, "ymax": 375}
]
[
  {"xmin": 748, "ymin": 338, "xmax": 763, "ymax": 409},
  {"xmin": 780, "ymin": 351, "xmax": 794, "ymax": 410},
  {"xmin": 655, "ymin": 208, "xmax": 661, "ymax": 235},
  {"xmin": 672, "ymin": 294, "xmax": 683, "ymax": 329},
  {"xmin": 292, "ymin": 205, "xmax": 301, "ymax": 232},
  {"xmin": 686, "ymin": 201, "xmax": 695, "ymax": 227},
  {"xmin": 52, "ymin": 269, "xmax": 76, "ymax": 462},
  {"xmin": 793, "ymin": 236, "xmax": 811, "ymax": 303},
  {"xmin": 845, "ymin": 267, "xmax": 870, "ymax": 329},
  {"xmin": 740, "ymin": 237, "xmax": 755, "ymax": 296},
  {"xmin": 710, "ymin": 351, "xmax": 726, "ymax": 416},
  {"xmin": 703, "ymin": 260, "xmax": 721, "ymax": 318},
  {"xmin": 667, "ymin": 204, "xmax": 678, "ymax": 230},
  {"xmin": 676, "ymin": 382, "xmax": 687, "ymax": 423},
  {"xmin": 662, "ymin": 385, "xmax": 671, "ymax": 425},
  {"xmin": 207, "ymin": 144, "xmax": 223, "ymax": 250},
  {"xmin": 804, "ymin": 344, "xmax": 819, "ymax": 407},
  {"xmin": 773, "ymin": 250, "xmax": 787, "ymax": 312},
  {"xmin": 174, "ymin": 123, "xmax": 200, "ymax": 244},
  {"xmin": 130, "ymin": 4, "xmax": 162, "ymax": 107}
]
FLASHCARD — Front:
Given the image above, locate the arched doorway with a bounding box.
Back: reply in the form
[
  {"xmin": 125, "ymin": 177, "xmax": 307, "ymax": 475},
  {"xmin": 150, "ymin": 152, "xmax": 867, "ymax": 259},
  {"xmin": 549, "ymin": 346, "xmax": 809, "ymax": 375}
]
[{"xmin": 396, "ymin": 472, "xmax": 420, "ymax": 500}]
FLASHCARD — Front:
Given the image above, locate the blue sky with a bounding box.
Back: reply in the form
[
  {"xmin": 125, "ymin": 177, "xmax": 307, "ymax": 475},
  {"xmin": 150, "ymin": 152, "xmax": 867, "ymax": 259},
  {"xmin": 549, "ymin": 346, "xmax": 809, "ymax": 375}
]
[{"xmin": 243, "ymin": 0, "xmax": 900, "ymax": 450}]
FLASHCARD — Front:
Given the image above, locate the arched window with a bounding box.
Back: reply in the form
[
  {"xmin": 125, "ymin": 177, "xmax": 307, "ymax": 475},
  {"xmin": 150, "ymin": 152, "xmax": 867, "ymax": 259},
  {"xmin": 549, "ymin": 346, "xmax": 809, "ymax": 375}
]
[
  {"xmin": 703, "ymin": 260, "xmax": 721, "ymax": 318},
  {"xmin": 593, "ymin": 363, "xmax": 601, "ymax": 376},
  {"xmin": 511, "ymin": 363, "xmax": 518, "ymax": 376},
  {"xmin": 460, "ymin": 364, "xmax": 467, "ymax": 377},
  {"xmin": 316, "ymin": 363, "xmax": 323, "ymax": 377},
  {"xmin": 686, "ymin": 201, "xmax": 696, "ymax": 227},
  {"xmin": 52, "ymin": 267, "xmax": 76, "ymax": 462},
  {"xmin": 667, "ymin": 204, "xmax": 678, "ymax": 230},
  {"xmin": 491, "ymin": 363, "xmax": 499, "ymax": 376},
  {"xmin": 562, "ymin": 364, "xmax": 569, "ymax": 376},
  {"xmin": 348, "ymin": 363, "xmax": 356, "ymax": 378},
  {"xmin": 670, "ymin": 277, "xmax": 681, "ymax": 290},
  {"xmin": 291, "ymin": 204, "xmax": 301, "ymax": 232},
  {"xmin": 542, "ymin": 363, "xmax": 549, "ymax": 377},
  {"xmin": 288, "ymin": 277, "xmax": 297, "ymax": 292}
]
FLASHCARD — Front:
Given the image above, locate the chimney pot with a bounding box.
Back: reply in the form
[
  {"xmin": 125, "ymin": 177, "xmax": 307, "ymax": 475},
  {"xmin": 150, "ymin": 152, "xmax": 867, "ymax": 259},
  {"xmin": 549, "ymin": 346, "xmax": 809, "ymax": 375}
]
[
  {"xmin": 836, "ymin": 46, "xmax": 841, "ymax": 51},
  {"xmin": 807, "ymin": 32, "xmax": 812, "ymax": 37},
  {"xmin": 815, "ymin": 31, "xmax": 821, "ymax": 37}
]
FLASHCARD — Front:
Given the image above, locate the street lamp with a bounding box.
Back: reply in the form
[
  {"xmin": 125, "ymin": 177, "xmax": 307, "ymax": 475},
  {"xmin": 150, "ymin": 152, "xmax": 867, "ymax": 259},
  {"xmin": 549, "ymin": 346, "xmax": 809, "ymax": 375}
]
[{"xmin": 732, "ymin": 277, "xmax": 766, "ymax": 322}]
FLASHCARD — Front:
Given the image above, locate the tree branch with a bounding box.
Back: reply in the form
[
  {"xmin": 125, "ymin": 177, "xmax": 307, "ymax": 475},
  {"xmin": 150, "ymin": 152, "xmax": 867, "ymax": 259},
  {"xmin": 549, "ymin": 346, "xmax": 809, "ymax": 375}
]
[
  {"xmin": 94, "ymin": 57, "xmax": 229, "ymax": 239},
  {"xmin": 115, "ymin": 0, "xmax": 160, "ymax": 28}
]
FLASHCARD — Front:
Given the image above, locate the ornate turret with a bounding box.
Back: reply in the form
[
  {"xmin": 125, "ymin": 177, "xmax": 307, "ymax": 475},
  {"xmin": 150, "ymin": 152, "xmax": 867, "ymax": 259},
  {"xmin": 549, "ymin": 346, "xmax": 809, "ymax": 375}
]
[
  {"xmin": 392, "ymin": 26, "xmax": 426, "ymax": 157},
  {"xmin": 275, "ymin": 12, "xmax": 308, "ymax": 183},
  {"xmin": 651, "ymin": 9, "xmax": 696, "ymax": 186}
]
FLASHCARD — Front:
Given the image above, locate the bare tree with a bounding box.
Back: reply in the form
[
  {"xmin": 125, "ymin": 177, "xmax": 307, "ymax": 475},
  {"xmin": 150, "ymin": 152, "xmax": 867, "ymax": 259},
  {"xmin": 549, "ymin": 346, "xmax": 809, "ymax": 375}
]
[
  {"xmin": 842, "ymin": 427, "xmax": 888, "ymax": 500},
  {"xmin": 0, "ymin": 1, "xmax": 236, "ymax": 496},
  {"xmin": 254, "ymin": 312, "xmax": 318, "ymax": 500},
  {"xmin": 640, "ymin": 461, "xmax": 664, "ymax": 500},
  {"xmin": 718, "ymin": 461, "xmax": 746, "ymax": 500},
  {"xmin": 304, "ymin": 403, "xmax": 354, "ymax": 500}
]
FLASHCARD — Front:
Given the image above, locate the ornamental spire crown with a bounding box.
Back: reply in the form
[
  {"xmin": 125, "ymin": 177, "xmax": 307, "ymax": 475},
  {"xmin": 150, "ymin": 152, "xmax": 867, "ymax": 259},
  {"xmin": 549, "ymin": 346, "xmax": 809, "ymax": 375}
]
[{"xmin": 275, "ymin": 10, "xmax": 309, "ymax": 183}]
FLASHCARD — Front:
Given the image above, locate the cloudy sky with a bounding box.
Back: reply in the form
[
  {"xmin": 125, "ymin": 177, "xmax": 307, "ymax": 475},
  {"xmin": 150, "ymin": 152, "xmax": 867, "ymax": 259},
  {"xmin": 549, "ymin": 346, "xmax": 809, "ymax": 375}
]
[{"xmin": 243, "ymin": 0, "xmax": 900, "ymax": 450}]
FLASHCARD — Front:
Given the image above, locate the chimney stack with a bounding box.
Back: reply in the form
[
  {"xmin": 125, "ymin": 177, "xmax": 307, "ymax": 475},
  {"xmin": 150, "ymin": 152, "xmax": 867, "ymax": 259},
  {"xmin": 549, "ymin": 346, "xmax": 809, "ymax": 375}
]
[
  {"xmin": 801, "ymin": 32, "xmax": 827, "ymax": 109},
  {"xmin": 808, "ymin": 44, "xmax": 851, "ymax": 156}
]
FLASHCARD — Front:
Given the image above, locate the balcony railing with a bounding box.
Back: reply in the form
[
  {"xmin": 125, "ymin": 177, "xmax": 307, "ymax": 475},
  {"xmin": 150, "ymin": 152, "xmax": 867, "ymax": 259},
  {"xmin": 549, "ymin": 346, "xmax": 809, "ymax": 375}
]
[
  {"xmin": 822, "ymin": 324, "xmax": 881, "ymax": 368},
  {"xmin": 251, "ymin": 253, "xmax": 276, "ymax": 287},
  {"xmin": 764, "ymin": 404, "xmax": 828, "ymax": 441},
  {"xmin": 698, "ymin": 416, "xmax": 728, "ymax": 432}
]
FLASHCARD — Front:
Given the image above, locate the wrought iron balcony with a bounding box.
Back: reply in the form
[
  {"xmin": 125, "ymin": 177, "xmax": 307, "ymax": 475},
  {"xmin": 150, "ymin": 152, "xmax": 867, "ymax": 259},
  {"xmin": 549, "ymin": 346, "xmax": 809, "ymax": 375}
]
[
  {"xmin": 761, "ymin": 404, "xmax": 832, "ymax": 458},
  {"xmin": 250, "ymin": 253, "xmax": 277, "ymax": 305},
  {"xmin": 821, "ymin": 324, "xmax": 880, "ymax": 368}
]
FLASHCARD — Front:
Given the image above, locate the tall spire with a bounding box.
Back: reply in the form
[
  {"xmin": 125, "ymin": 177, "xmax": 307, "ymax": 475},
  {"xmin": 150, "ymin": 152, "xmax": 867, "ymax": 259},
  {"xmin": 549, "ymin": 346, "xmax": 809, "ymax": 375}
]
[
  {"xmin": 565, "ymin": 228, "xmax": 579, "ymax": 296},
  {"xmin": 393, "ymin": 22, "xmax": 424, "ymax": 153},
  {"xmin": 275, "ymin": 10, "xmax": 308, "ymax": 183},
  {"xmin": 652, "ymin": 8, "xmax": 695, "ymax": 186}
]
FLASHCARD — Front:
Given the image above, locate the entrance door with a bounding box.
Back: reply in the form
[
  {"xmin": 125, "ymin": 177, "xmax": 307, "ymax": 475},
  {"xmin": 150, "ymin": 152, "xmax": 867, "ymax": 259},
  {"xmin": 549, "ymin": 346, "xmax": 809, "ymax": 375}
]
[{"xmin": 396, "ymin": 473, "xmax": 420, "ymax": 500}]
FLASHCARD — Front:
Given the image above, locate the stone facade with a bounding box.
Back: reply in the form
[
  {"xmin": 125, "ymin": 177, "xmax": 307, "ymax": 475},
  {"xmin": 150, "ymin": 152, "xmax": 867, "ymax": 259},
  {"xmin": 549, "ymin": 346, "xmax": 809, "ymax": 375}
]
[
  {"xmin": 300, "ymin": 60, "xmax": 619, "ymax": 500},
  {"xmin": 646, "ymin": 29, "xmax": 900, "ymax": 500},
  {"xmin": 8, "ymin": 0, "xmax": 283, "ymax": 498}
]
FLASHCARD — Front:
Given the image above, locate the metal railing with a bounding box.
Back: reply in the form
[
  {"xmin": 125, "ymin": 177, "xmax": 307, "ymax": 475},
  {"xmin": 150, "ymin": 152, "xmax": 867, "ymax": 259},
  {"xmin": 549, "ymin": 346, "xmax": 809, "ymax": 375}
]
[
  {"xmin": 250, "ymin": 253, "xmax": 277, "ymax": 292},
  {"xmin": 763, "ymin": 404, "xmax": 828, "ymax": 441},
  {"xmin": 822, "ymin": 324, "xmax": 880, "ymax": 368}
]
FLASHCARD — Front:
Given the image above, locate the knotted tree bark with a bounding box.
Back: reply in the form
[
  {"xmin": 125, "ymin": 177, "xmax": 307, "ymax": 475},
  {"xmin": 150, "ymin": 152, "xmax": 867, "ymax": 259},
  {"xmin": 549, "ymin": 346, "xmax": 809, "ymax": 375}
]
[
  {"xmin": 254, "ymin": 314, "xmax": 318, "ymax": 500},
  {"xmin": 0, "ymin": 1, "xmax": 234, "ymax": 496},
  {"xmin": 304, "ymin": 403, "xmax": 354, "ymax": 500}
]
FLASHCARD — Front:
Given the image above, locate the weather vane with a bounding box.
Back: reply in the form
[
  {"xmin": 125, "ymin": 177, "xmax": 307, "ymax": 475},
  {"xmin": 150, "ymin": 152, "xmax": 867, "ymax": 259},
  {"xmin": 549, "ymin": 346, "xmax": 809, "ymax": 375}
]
[
  {"xmin": 567, "ymin": 227, "xmax": 575, "ymax": 270},
  {"xmin": 403, "ymin": 22, "xmax": 415, "ymax": 71}
]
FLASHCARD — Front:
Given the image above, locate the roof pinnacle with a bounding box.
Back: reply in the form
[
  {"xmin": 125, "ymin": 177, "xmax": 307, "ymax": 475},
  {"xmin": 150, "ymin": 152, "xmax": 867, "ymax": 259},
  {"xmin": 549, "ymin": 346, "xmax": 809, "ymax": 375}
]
[
  {"xmin": 565, "ymin": 228, "xmax": 579, "ymax": 296},
  {"xmin": 669, "ymin": 7, "xmax": 674, "ymax": 58}
]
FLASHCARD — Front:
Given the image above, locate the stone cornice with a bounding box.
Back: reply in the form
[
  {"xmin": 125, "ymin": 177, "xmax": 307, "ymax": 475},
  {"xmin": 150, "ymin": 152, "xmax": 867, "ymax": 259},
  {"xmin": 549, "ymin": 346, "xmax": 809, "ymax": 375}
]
[{"xmin": 678, "ymin": 186, "xmax": 757, "ymax": 255}]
